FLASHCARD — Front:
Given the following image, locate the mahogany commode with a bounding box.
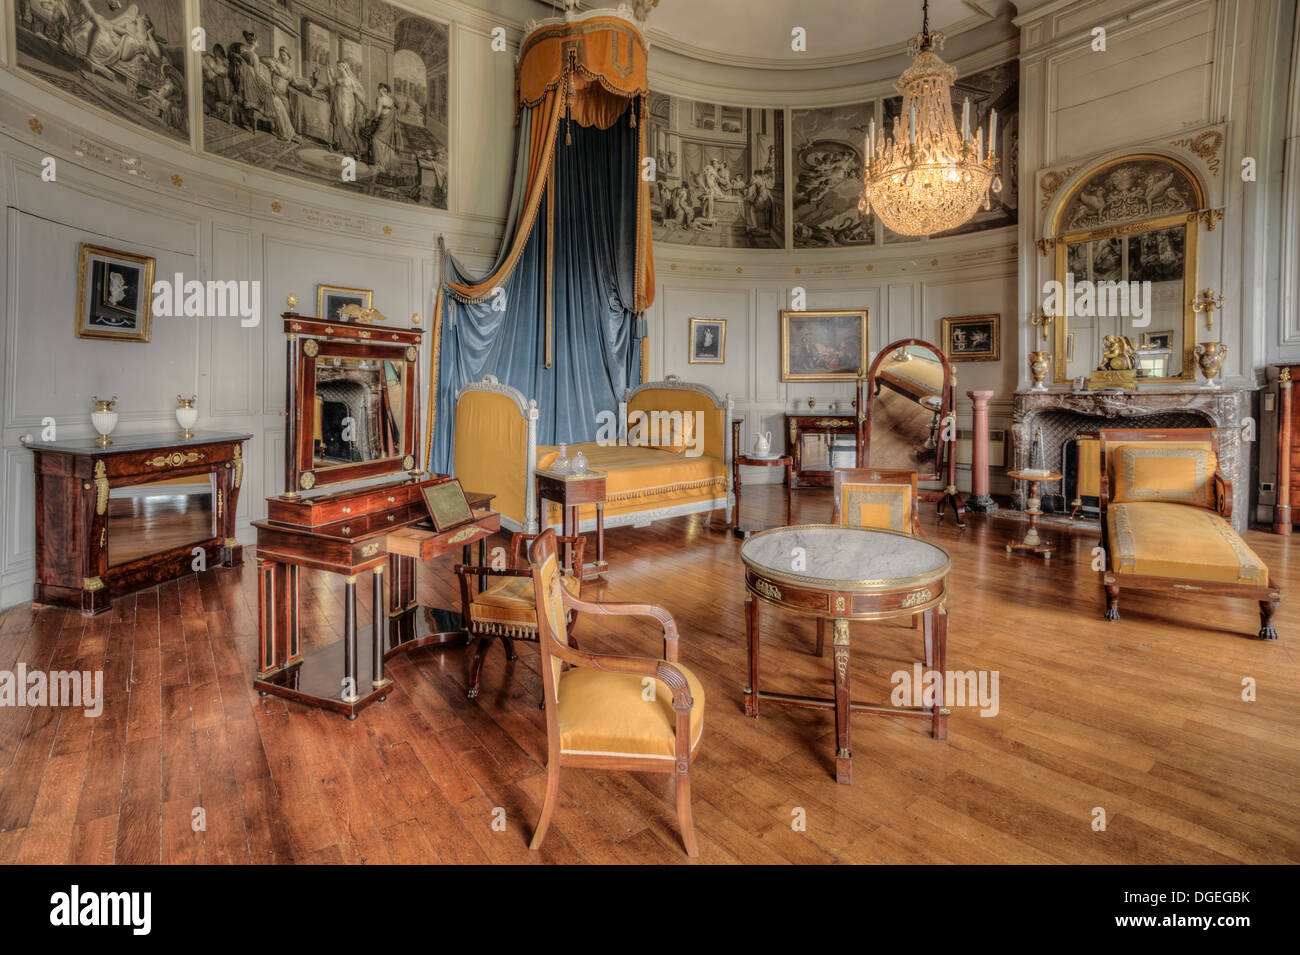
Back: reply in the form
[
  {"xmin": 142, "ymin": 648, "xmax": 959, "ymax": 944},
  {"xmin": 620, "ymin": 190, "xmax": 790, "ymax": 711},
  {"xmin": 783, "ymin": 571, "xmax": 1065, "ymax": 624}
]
[{"xmin": 25, "ymin": 430, "xmax": 250, "ymax": 614}]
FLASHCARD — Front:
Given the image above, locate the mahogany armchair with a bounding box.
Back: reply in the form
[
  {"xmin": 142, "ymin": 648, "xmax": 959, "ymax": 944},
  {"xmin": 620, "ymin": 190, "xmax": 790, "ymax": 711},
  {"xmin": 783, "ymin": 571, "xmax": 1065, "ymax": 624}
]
[
  {"xmin": 455, "ymin": 532, "xmax": 585, "ymax": 700},
  {"xmin": 526, "ymin": 529, "xmax": 704, "ymax": 857}
]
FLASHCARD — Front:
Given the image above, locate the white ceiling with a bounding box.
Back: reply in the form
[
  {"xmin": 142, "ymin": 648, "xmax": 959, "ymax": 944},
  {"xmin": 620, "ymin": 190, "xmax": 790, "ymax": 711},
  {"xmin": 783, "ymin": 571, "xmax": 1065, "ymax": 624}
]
[{"xmin": 645, "ymin": 0, "xmax": 992, "ymax": 64}]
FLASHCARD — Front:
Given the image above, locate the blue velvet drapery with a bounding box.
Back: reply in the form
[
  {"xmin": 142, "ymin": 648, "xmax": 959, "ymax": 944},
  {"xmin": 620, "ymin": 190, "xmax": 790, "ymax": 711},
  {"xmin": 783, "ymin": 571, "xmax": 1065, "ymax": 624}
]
[{"xmin": 427, "ymin": 101, "xmax": 645, "ymax": 474}]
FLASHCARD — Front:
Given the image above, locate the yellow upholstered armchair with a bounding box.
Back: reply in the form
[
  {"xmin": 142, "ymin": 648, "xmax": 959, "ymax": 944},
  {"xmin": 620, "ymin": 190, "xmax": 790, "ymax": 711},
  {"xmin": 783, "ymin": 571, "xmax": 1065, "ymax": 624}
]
[
  {"xmin": 820, "ymin": 467, "xmax": 926, "ymax": 655},
  {"xmin": 1098, "ymin": 428, "xmax": 1281, "ymax": 639},
  {"xmin": 455, "ymin": 532, "xmax": 585, "ymax": 700},
  {"xmin": 526, "ymin": 529, "xmax": 705, "ymax": 857}
]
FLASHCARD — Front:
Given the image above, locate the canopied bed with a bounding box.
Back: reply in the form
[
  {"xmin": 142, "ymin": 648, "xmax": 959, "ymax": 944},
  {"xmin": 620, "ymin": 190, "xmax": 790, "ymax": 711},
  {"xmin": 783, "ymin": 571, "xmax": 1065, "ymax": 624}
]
[{"xmin": 454, "ymin": 375, "xmax": 733, "ymax": 533}]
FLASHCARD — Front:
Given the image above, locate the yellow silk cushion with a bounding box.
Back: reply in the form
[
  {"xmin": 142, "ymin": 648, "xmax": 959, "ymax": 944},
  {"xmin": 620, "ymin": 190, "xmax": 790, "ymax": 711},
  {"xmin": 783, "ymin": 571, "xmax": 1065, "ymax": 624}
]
[
  {"xmin": 454, "ymin": 390, "xmax": 530, "ymax": 527},
  {"xmin": 470, "ymin": 573, "xmax": 579, "ymax": 627},
  {"xmin": 1110, "ymin": 443, "xmax": 1216, "ymax": 509},
  {"xmin": 1076, "ymin": 438, "xmax": 1101, "ymax": 499},
  {"xmin": 840, "ymin": 483, "xmax": 912, "ymax": 534},
  {"xmin": 1107, "ymin": 502, "xmax": 1267, "ymax": 584},
  {"xmin": 557, "ymin": 664, "xmax": 706, "ymax": 760}
]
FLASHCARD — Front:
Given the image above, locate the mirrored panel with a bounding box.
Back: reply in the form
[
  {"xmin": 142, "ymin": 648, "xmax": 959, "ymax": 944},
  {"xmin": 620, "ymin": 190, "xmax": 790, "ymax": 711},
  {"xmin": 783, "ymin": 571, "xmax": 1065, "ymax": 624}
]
[
  {"xmin": 1059, "ymin": 226, "xmax": 1189, "ymax": 382},
  {"xmin": 867, "ymin": 342, "xmax": 946, "ymax": 479},
  {"xmin": 108, "ymin": 478, "xmax": 215, "ymax": 567},
  {"xmin": 313, "ymin": 358, "xmax": 407, "ymax": 469}
]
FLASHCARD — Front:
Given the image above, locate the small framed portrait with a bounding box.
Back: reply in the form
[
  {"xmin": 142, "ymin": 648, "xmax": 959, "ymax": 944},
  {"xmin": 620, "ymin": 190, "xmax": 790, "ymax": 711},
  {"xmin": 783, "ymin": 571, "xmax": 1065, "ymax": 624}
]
[
  {"xmin": 942, "ymin": 314, "xmax": 1000, "ymax": 362},
  {"xmin": 1142, "ymin": 330, "xmax": 1174, "ymax": 350},
  {"xmin": 779, "ymin": 308, "xmax": 869, "ymax": 382},
  {"xmin": 317, "ymin": 284, "xmax": 373, "ymax": 321},
  {"xmin": 421, "ymin": 478, "xmax": 475, "ymax": 532},
  {"xmin": 689, "ymin": 317, "xmax": 726, "ymax": 364},
  {"xmin": 75, "ymin": 243, "xmax": 155, "ymax": 342}
]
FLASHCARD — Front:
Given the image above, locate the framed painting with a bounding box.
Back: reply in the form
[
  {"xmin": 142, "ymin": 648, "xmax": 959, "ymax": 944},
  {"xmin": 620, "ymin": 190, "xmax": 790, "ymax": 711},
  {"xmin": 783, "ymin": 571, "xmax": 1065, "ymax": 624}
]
[
  {"xmin": 942, "ymin": 315, "xmax": 1000, "ymax": 362},
  {"xmin": 779, "ymin": 309, "xmax": 868, "ymax": 382},
  {"xmin": 1142, "ymin": 329, "xmax": 1174, "ymax": 350},
  {"xmin": 688, "ymin": 318, "xmax": 726, "ymax": 364},
  {"xmin": 317, "ymin": 284, "xmax": 373, "ymax": 321},
  {"xmin": 75, "ymin": 244, "xmax": 155, "ymax": 343}
]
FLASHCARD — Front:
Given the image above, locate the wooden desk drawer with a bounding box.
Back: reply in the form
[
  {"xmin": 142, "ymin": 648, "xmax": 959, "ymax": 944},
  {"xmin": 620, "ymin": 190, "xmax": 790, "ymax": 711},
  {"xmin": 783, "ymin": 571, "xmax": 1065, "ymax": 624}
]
[{"xmin": 385, "ymin": 511, "xmax": 500, "ymax": 561}]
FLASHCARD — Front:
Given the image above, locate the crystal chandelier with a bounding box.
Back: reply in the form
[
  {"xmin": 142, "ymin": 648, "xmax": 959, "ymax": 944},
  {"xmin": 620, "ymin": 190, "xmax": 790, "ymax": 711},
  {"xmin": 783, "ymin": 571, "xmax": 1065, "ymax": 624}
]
[{"xmin": 860, "ymin": 0, "xmax": 1002, "ymax": 236}]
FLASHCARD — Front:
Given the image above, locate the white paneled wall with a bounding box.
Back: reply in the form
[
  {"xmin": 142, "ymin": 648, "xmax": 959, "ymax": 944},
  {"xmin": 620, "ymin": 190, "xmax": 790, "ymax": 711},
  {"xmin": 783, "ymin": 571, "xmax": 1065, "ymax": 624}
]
[{"xmin": 645, "ymin": 255, "xmax": 1019, "ymax": 489}]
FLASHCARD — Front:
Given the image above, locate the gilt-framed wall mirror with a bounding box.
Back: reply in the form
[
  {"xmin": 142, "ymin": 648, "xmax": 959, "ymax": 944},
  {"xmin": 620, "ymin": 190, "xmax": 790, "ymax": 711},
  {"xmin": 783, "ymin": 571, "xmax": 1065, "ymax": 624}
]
[{"xmin": 1048, "ymin": 154, "xmax": 1205, "ymax": 384}]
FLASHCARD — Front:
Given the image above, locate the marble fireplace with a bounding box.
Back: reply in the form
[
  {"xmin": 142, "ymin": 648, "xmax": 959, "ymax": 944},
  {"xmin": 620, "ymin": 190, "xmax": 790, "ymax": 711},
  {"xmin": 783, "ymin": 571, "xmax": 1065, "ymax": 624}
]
[{"xmin": 1011, "ymin": 388, "xmax": 1255, "ymax": 534}]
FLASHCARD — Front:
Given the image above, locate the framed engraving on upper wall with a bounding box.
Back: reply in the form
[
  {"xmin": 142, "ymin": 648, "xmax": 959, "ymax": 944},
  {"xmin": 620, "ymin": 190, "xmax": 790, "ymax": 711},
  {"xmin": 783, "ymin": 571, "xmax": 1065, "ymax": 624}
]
[
  {"xmin": 779, "ymin": 309, "xmax": 868, "ymax": 382},
  {"xmin": 199, "ymin": 0, "xmax": 450, "ymax": 210},
  {"xmin": 75, "ymin": 243, "xmax": 155, "ymax": 343},
  {"xmin": 13, "ymin": 0, "xmax": 190, "ymax": 142},
  {"xmin": 647, "ymin": 92, "xmax": 784, "ymax": 249},
  {"xmin": 791, "ymin": 102, "xmax": 876, "ymax": 248}
]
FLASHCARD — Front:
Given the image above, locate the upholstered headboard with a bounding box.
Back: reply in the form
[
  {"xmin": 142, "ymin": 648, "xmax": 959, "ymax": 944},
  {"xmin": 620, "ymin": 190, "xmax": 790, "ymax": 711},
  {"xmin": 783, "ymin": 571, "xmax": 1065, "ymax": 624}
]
[
  {"xmin": 623, "ymin": 377, "xmax": 733, "ymax": 463},
  {"xmin": 454, "ymin": 376, "xmax": 538, "ymax": 531}
]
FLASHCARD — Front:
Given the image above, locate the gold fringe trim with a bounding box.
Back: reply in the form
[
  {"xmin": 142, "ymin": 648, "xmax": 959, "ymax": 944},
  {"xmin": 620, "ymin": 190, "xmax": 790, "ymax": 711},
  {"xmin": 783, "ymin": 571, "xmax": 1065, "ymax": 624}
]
[
  {"xmin": 603, "ymin": 476, "xmax": 726, "ymax": 504},
  {"xmin": 470, "ymin": 619, "xmax": 540, "ymax": 639},
  {"xmin": 425, "ymin": 285, "xmax": 444, "ymax": 472}
]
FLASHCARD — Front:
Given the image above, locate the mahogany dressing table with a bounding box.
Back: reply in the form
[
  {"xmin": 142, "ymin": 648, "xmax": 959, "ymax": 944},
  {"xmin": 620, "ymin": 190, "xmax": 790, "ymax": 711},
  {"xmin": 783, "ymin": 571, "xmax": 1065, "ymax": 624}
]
[{"xmin": 252, "ymin": 310, "xmax": 500, "ymax": 718}]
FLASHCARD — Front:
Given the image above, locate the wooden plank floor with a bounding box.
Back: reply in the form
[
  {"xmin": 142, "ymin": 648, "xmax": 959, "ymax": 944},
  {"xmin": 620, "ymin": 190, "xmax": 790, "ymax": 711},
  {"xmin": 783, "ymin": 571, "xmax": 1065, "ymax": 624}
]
[{"xmin": 1, "ymin": 487, "xmax": 1297, "ymax": 864}]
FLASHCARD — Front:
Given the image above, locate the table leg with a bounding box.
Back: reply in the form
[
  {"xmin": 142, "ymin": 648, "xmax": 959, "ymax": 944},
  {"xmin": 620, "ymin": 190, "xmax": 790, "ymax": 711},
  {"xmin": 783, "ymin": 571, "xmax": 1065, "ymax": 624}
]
[
  {"xmin": 562, "ymin": 505, "xmax": 575, "ymax": 571},
  {"xmin": 478, "ymin": 538, "xmax": 489, "ymax": 593},
  {"xmin": 931, "ymin": 604, "xmax": 949, "ymax": 740},
  {"xmin": 785, "ymin": 473, "xmax": 793, "ymax": 526},
  {"xmin": 372, "ymin": 567, "xmax": 388, "ymax": 692},
  {"xmin": 744, "ymin": 594, "xmax": 759, "ymax": 717},
  {"xmin": 596, "ymin": 502, "xmax": 605, "ymax": 567},
  {"xmin": 343, "ymin": 575, "xmax": 359, "ymax": 711},
  {"xmin": 832, "ymin": 619, "xmax": 852, "ymax": 784},
  {"xmin": 731, "ymin": 463, "xmax": 745, "ymax": 539}
]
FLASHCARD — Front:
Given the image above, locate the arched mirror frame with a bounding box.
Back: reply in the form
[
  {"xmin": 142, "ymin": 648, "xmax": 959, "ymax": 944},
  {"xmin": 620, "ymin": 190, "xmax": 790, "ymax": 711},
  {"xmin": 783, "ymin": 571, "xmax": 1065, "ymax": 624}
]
[
  {"xmin": 856, "ymin": 338, "xmax": 963, "ymax": 524},
  {"xmin": 1047, "ymin": 152, "xmax": 1207, "ymax": 385}
]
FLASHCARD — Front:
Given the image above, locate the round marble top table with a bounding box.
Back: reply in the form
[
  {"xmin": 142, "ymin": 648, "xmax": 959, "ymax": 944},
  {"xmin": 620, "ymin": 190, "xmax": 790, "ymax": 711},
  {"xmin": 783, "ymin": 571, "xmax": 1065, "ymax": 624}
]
[{"xmin": 739, "ymin": 524, "xmax": 952, "ymax": 784}]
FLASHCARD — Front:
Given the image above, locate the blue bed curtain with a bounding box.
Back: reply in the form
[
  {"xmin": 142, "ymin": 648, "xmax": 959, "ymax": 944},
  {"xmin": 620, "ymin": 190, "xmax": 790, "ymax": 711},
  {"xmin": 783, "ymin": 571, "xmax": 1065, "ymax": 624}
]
[{"xmin": 426, "ymin": 98, "xmax": 646, "ymax": 474}]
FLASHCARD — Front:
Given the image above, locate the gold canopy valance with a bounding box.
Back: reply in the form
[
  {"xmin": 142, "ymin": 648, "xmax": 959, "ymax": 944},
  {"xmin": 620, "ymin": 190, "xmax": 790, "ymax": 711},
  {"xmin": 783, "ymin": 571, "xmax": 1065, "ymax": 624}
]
[{"xmin": 515, "ymin": 15, "xmax": 649, "ymax": 126}]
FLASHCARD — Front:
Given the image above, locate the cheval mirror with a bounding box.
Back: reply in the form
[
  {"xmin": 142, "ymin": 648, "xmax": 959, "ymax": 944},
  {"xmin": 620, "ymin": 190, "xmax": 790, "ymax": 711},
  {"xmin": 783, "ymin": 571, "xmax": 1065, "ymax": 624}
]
[
  {"xmin": 858, "ymin": 339, "xmax": 964, "ymax": 523},
  {"xmin": 283, "ymin": 312, "xmax": 423, "ymax": 495}
]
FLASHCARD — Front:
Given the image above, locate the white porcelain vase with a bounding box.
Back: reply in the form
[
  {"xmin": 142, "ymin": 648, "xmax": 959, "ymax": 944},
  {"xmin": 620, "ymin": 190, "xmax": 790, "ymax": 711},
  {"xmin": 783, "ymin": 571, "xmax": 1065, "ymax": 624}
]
[
  {"xmin": 176, "ymin": 395, "xmax": 198, "ymax": 439},
  {"xmin": 91, "ymin": 395, "xmax": 118, "ymax": 447}
]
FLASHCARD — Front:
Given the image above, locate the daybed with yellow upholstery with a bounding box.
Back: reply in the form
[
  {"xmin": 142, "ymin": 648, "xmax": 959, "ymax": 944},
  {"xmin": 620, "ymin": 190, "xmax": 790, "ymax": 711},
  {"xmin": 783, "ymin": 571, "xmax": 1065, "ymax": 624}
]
[
  {"xmin": 1098, "ymin": 428, "xmax": 1281, "ymax": 640},
  {"xmin": 453, "ymin": 375, "xmax": 734, "ymax": 533}
]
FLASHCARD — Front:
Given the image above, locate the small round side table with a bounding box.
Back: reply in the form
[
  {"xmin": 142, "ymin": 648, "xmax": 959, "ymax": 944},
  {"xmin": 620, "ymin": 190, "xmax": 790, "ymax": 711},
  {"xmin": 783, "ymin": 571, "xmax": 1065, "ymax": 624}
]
[
  {"xmin": 1005, "ymin": 469, "xmax": 1063, "ymax": 559},
  {"xmin": 733, "ymin": 454, "xmax": 794, "ymax": 539}
]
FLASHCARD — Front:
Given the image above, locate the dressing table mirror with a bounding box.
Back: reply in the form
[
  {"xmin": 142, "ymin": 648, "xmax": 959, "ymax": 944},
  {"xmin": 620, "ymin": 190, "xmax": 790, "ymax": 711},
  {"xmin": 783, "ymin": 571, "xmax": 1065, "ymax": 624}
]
[
  {"xmin": 857, "ymin": 338, "xmax": 964, "ymax": 526},
  {"xmin": 284, "ymin": 315, "xmax": 421, "ymax": 494}
]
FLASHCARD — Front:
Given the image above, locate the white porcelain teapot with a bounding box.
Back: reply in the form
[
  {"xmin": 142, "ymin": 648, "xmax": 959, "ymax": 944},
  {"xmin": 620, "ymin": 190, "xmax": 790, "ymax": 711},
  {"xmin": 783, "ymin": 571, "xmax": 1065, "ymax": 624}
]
[{"xmin": 752, "ymin": 430, "xmax": 772, "ymax": 457}]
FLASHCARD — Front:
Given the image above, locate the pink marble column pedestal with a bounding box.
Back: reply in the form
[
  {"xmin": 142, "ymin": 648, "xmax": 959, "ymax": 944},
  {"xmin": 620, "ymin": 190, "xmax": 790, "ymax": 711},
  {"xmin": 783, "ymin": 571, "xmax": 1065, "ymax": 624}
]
[{"xmin": 966, "ymin": 390, "xmax": 997, "ymax": 513}]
